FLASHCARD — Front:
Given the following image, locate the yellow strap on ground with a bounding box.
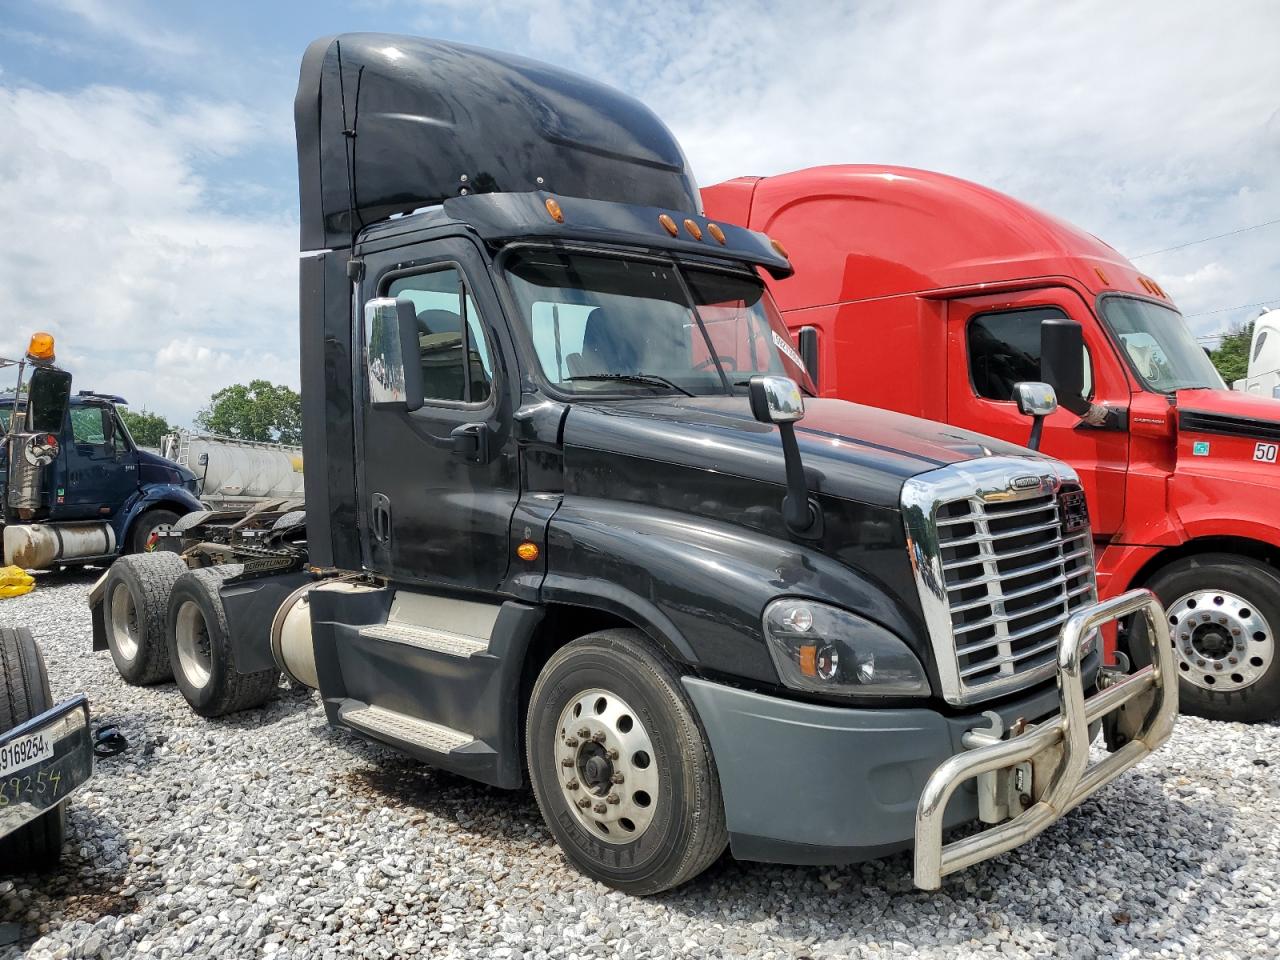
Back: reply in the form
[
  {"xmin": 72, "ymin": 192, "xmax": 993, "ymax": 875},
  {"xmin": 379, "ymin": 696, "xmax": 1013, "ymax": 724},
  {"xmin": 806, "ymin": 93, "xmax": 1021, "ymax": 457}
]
[{"xmin": 0, "ymin": 565, "xmax": 35, "ymax": 597}]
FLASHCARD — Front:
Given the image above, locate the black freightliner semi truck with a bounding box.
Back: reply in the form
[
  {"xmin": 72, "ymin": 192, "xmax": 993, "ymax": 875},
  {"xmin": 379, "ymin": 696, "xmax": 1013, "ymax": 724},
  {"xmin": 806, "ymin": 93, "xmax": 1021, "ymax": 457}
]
[{"xmin": 89, "ymin": 34, "xmax": 1177, "ymax": 894}]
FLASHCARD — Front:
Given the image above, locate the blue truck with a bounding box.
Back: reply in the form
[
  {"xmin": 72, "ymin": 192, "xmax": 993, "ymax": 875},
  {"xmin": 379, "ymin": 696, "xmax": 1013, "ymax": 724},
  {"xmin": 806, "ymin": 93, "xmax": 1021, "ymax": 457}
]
[{"xmin": 2, "ymin": 363, "xmax": 201, "ymax": 569}]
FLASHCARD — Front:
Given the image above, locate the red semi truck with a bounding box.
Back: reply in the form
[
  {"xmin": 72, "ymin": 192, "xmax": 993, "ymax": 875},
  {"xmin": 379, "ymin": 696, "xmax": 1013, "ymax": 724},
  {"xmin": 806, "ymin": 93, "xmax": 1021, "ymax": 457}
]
[{"xmin": 704, "ymin": 165, "xmax": 1280, "ymax": 723}]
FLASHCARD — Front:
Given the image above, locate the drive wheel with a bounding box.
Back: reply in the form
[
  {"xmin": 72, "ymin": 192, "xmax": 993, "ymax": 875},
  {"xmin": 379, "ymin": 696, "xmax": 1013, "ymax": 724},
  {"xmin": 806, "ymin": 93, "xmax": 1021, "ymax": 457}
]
[
  {"xmin": 102, "ymin": 552, "xmax": 188, "ymax": 685},
  {"xmin": 526, "ymin": 629, "xmax": 727, "ymax": 894},
  {"xmin": 0, "ymin": 626, "xmax": 65, "ymax": 870},
  {"xmin": 166, "ymin": 566, "xmax": 279, "ymax": 717},
  {"xmin": 1129, "ymin": 553, "xmax": 1280, "ymax": 722}
]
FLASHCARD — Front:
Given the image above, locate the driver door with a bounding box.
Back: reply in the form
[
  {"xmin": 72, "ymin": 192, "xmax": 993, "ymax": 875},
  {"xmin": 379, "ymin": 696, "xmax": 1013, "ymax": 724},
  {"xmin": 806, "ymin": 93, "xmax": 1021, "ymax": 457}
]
[
  {"xmin": 946, "ymin": 287, "xmax": 1130, "ymax": 536},
  {"xmin": 54, "ymin": 404, "xmax": 138, "ymax": 521}
]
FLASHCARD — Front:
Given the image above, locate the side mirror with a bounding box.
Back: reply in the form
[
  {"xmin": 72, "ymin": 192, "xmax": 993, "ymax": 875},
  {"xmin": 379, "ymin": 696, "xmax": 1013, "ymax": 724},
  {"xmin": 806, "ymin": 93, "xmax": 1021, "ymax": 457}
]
[
  {"xmin": 1013, "ymin": 381, "xmax": 1057, "ymax": 451},
  {"xmin": 198, "ymin": 452, "xmax": 209, "ymax": 467},
  {"xmin": 1040, "ymin": 318, "xmax": 1090, "ymax": 416},
  {"xmin": 748, "ymin": 376, "xmax": 821, "ymax": 537},
  {"xmin": 26, "ymin": 366, "xmax": 72, "ymax": 434},
  {"xmin": 796, "ymin": 326, "xmax": 820, "ymax": 387},
  {"xmin": 365, "ymin": 297, "xmax": 424, "ymax": 412},
  {"xmin": 748, "ymin": 376, "xmax": 805, "ymax": 425},
  {"xmin": 103, "ymin": 410, "xmax": 117, "ymax": 448}
]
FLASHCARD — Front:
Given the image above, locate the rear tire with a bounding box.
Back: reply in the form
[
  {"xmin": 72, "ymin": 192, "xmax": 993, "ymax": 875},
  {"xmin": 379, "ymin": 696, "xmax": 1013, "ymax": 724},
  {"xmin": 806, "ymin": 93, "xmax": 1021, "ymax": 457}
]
[
  {"xmin": 0, "ymin": 626, "xmax": 66, "ymax": 870},
  {"xmin": 166, "ymin": 566, "xmax": 279, "ymax": 717},
  {"xmin": 1129, "ymin": 553, "xmax": 1280, "ymax": 722},
  {"xmin": 129, "ymin": 508, "xmax": 183, "ymax": 554},
  {"xmin": 102, "ymin": 553, "xmax": 188, "ymax": 685},
  {"xmin": 526, "ymin": 629, "xmax": 727, "ymax": 894}
]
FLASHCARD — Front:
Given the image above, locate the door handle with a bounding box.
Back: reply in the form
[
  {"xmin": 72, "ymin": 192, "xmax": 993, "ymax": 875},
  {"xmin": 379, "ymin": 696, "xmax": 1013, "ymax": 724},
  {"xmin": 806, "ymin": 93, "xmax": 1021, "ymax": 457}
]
[
  {"xmin": 450, "ymin": 422, "xmax": 491, "ymax": 464},
  {"xmin": 370, "ymin": 493, "xmax": 392, "ymax": 546}
]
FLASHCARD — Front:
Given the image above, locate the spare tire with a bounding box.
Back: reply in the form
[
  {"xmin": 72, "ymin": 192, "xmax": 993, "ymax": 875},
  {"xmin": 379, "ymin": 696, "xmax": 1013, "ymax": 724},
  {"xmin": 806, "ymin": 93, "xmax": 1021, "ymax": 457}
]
[
  {"xmin": 0, "ymin": 626, "xmax": 65, "ymax": 870},
  {"xmin": 102, "ymin": 553, "xmax": 189, "ymax": 685},
  {"xmin": 166, "ymin": 566, "xmax": 280, "ymax": 717}
]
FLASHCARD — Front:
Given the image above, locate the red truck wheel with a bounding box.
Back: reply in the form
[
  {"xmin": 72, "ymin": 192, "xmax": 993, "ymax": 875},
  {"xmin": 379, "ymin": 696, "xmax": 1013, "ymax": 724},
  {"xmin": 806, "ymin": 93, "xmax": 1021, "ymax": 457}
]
[
  {"xmin": 0, "ymin": 626, "xmax": 65, "ymax": 870},
  {"xmin": 1130, "ymin": 553, "xmax": 1280, "ymax": 723}
]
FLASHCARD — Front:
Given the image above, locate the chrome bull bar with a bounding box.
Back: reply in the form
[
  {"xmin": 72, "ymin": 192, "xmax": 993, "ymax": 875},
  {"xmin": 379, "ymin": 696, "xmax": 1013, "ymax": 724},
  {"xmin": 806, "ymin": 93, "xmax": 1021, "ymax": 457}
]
[{"xmin": 913, "ymin": 588, "xmax": 1177, "ymax": 890}]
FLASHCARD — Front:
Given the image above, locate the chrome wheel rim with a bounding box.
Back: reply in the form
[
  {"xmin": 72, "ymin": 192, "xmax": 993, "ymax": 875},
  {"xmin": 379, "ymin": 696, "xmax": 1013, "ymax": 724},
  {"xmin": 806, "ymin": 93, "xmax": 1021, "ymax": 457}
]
[
  {"xmin": 108, "ymin": 582, "xmax": 140, "ymax": 661},
  {"xmin": 1167, "ymin": 589, "xmax": 1273, "ymax": 692},
  {"xmin": 554, "ymin": 688, "xmax": 659, "ymax": 844},
  {"xmin": 174, "ymin": 599, "xmax": 213, "ymax": 689}
]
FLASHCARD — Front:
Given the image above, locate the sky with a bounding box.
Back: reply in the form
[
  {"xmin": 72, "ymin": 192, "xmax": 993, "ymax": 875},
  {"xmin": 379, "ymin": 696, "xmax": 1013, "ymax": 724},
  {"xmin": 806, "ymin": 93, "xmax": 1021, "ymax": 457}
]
[{"xmin": 0, "ymin": 0, "xmax": 1277, "ymax": 424}]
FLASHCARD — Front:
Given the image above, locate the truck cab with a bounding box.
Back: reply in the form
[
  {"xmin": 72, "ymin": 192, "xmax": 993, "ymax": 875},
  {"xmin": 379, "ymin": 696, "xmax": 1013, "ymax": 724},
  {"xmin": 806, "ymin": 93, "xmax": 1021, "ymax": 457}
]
[
  {"xmin": 704, "ymin": 164, "xmax": 1280, "ymax": 722},
  {"xmin": 94, "ymin": 36, "xmax": 1176, "ymax": 896},
  {"xmin": 2, "ymin": 384, "xmax": 200, "ymax": 567}
]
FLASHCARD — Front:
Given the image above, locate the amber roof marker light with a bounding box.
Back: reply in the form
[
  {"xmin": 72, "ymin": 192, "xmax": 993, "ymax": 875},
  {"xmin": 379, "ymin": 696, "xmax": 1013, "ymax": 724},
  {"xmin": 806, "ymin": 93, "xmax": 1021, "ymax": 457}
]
[
  {"xmin": 26, "ymin": 332, "xmax": 56, "ymax": 363},
  {"xmin": 658, "ymin": 213, "xmax": 679, "ymax": 236},
  {"xmin": 770, "ymin": 237, "xmax": 790, "ymax": 260},
  {"xmin": 683, "ymin": 219, "xmax": 703, "ymax": 241},
  {"xmin": 544, "ymin": 197, "xmax": 564, "ymax": 223},
  {"xmin": 706, "ymin": 222, "xmax": 727, "ymax": 245}
]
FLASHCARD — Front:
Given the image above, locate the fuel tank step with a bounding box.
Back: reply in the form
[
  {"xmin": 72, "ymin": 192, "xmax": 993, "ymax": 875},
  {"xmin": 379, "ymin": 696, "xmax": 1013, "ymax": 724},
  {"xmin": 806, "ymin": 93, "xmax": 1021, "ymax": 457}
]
[
  {"xmin": 358, "ymin": 622, "xmax": 488, "ymax": 657},
  {"xmin": 339, "ymin": 703, "xmax": 474, "ymax": 753}
]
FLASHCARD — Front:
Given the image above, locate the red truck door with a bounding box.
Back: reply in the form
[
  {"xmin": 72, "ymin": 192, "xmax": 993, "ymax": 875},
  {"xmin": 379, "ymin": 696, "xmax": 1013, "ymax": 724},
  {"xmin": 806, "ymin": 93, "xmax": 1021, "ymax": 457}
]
[{"xmin": 945, "ymin": 288, "xmax": 1130, "ymax": 535}]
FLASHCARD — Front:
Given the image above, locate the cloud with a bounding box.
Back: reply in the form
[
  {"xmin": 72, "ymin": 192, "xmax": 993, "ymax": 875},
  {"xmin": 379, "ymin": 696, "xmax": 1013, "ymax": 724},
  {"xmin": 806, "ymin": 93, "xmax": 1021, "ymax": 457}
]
[{"xmin": 0, "ymin": 83, "xmax": 298, "ymax": 426}]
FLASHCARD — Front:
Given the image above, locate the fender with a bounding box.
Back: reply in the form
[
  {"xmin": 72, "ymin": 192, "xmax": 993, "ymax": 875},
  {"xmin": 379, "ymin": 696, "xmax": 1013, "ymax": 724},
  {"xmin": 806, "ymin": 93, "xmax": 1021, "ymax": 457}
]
[
  {"xmin": 112, "ymin": 483, "xmax": 204, "ymax": 547},
  {"xmin": 543, "ymin": 497, "xmax": 927, "ymax": 690}
]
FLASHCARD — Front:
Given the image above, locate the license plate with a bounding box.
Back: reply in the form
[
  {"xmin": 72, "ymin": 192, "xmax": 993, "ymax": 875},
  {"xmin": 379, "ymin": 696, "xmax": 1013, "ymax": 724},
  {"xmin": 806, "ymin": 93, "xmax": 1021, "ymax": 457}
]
[{"xmin": 0, "ymin": 730, "xmax": 53, "ymax": 778}]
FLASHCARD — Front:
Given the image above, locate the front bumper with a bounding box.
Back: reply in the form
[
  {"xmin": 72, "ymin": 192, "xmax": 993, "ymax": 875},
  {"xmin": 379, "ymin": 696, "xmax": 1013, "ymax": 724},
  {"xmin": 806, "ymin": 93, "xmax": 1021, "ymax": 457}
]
[
  {"xmin": 0, "ymin": 695, "xmax": 93, "ymax": 839},
  {"xmin": 683, "ymin": 588, "xmax": 1175, "ymax": 886}
]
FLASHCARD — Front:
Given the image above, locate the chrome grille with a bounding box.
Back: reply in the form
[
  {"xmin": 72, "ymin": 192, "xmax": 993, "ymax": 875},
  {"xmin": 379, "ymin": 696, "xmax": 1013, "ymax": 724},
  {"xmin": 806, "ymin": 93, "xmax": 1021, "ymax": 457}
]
[{"xmin": 902, "ymin": 458, "xmax": 1099, "ymax": 705}]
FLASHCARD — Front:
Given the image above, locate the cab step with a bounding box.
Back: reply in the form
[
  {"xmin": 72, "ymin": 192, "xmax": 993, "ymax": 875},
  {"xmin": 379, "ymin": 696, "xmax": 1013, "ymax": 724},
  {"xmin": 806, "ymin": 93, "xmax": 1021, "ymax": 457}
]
[
  {"xmin": 358, "ymin": 622, "xmax": 488, "ymax": 657},
  {"xmin": 339, "ymin": 702, "xmax": 473, "ymax": 753}
]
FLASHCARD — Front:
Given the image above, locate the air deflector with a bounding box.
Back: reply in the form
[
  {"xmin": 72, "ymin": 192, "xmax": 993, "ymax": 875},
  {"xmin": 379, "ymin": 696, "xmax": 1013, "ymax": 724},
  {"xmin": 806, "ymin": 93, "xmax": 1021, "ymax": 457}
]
[{"xmin": 295, "ymin": 33, "xmax": 701, "ymax": 251}]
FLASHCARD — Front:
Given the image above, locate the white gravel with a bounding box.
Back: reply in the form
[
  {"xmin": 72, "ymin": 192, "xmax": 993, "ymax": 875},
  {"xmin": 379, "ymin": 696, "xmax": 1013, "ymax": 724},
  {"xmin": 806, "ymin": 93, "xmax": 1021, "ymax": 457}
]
[{"xmin": 2, "ymin": 572, "xmax": 1279, "ymax": 960}]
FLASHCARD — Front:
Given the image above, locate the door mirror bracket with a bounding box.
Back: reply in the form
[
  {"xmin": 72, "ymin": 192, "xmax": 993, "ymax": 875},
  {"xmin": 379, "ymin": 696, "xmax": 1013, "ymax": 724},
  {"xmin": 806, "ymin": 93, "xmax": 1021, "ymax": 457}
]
[
  {"xmin": 1013, "ymin": 381, "xmax": 1058, "ymax": 451},
  {"xmin": 748, "ymin": 376, "xmax": 823, "ymax": 538}
]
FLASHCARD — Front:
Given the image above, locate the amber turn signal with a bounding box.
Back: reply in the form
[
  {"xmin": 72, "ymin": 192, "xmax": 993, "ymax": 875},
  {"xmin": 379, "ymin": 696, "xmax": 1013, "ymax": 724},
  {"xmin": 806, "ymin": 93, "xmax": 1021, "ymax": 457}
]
[
  {"xmin": 516, "ymin": 541, "xmax": 540, "ymax": 562},
  {"xmin": 770, "ymin": 237, "xmax": 790, "ymax": 260},
  {"xmin": 683, "ymin": 219, "xmax": 703, "ymax": 241},
  {"xmin": 658, "ymin": 213, "xmax": 679, "ymax": 236},
  {"xmin": 26, "ymin": 332, "xmax": 55, "ymax": 362},
  {"xmin": 545, "ymin": 197, "xmax": 564, "ymax": 223},
  {"xmin": 706, "ymin": 222, "xmax": 726, "ymax": 245}
]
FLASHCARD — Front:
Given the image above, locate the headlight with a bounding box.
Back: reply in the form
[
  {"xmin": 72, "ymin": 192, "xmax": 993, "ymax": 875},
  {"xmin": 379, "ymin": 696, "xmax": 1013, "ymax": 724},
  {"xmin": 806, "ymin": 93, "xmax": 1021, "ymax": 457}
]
[{"xmin": 762, "ymin": 599, "xmax": 929, "ymax": 697}]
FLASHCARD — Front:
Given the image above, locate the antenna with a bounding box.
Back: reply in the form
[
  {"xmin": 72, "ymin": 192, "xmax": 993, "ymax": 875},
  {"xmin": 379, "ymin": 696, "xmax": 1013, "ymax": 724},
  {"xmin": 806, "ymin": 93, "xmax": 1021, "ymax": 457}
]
[{"xmin": 334, "ymin": 41, "xmax": 366, "ymax": 248}]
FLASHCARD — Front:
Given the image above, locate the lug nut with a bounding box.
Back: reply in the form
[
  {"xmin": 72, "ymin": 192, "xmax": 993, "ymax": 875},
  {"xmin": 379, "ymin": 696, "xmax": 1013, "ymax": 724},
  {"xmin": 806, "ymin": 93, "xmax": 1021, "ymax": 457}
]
[
  {"xmin": 1214, "ymin": 663, "xmax": 1224, "ymax": 671},
  {"xmin": 561, "ymin": 757, "xmax": 574, "ymax": 767},
  {"xmin": 1229, "ymin": 657, "xmax": 1239, "ymax": 666},
  {"xmin": 593, "ymin": 802, "xmax": 607, "ymax": 814},
  {"xmin": 566, "ymin": 779, "xmax": 579, "ymax": 790},
  {"xmin": 592, "ymin": 731, "xmax": 607, "ymax": 744},
  {"xmin": 610, "ymin": 772, "xmax": 625, "ymax": 784},
  {"xmin": 577, "ymin": 797, "xmax": 592, "ymax": 809},
  {"xmin": 578, "ymin": 728, "xmax": 590, "ymax": 739},
  {"xmin": 606, "ymin": 793, "xmax": 620, "ymax": 805},
  {"xmin": 607, "ymin": 748, "xmax": 619, "ymax": 760},
  {"xmin": 564, "ymin": 736, "xmax": 579, "ymax": 748}
]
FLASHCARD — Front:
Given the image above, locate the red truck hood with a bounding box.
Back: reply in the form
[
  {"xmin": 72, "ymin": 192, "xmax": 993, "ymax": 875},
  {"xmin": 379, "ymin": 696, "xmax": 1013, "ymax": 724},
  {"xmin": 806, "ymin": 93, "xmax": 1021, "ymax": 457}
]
[{"xmin": 1175, "ymin": 388, "xmax": 1280, "ymax": 438}]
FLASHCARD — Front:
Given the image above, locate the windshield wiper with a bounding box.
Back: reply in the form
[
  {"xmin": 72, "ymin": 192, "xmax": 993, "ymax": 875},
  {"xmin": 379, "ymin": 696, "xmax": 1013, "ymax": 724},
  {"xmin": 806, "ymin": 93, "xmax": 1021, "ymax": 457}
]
[{"xmin": 565, "ymin": 373, "xmax": 695, "ymax": 397}]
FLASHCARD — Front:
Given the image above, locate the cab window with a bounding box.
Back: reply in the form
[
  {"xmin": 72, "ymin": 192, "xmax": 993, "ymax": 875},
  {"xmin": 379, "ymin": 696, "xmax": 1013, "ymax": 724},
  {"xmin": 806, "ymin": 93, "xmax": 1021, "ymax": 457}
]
[
  {"xmin": 386, "ymin": 267, "xmax": 493, "ymax": 404},
  {"xmin": 70, "ymin": 406, "xmax": 108, "ymax": 444},
  {"xmin": 968, "ymin": 307, "xmax": 1093, "ymax": 401}
]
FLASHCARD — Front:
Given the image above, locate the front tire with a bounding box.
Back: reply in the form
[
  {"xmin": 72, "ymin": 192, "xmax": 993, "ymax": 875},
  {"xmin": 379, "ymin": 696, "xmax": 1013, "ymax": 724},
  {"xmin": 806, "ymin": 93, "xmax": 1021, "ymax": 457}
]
[
  {"xmin": 526, "ymin": 630, "xmax": 727, "ymax": 895},
  {"xmin": 1129, "ymin": 553, "xmax": 1280, "ymax": 722},
  {"xmin": 102, "ymin": 553, "xmax": 188, "ymax": 685},
  {"xmin": 0, "ymin": 626, "xmax": 65, "ymax": 870},
  {"xmin": 129, "ymin": 508, "xmax": 183, "ymax": 554},
  {"xmin": 166, "ymin": 566, "xmax": 279, "ymax": 717}
]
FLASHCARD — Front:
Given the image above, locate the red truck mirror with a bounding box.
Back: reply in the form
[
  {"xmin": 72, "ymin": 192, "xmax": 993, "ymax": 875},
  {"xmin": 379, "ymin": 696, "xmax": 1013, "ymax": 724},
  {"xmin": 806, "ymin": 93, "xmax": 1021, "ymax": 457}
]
[{"xmin": 1040, "ymin": 318, "xmax": 1090, "ymax": 417}]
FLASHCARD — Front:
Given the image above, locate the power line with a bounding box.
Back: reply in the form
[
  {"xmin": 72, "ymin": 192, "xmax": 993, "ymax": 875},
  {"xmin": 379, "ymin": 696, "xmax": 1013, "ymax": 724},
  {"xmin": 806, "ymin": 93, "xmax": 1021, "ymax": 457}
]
[
  {"xmin": 1131, "ymin": 217, "xmax": 1280, "ymax": 259},
  {"xmin": 1182, "ymin": 299, "xmax": 1280, "ymax": 319}
]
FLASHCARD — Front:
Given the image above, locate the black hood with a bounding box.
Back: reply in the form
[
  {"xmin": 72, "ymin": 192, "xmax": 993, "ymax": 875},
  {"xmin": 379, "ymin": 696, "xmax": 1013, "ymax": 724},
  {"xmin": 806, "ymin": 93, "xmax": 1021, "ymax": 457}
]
[
  {"xmin": 563, "ymin": 396, "xmax": 1039, "ymax": 509},
  {"xmin": 137, "ymin": 449, "xmax": 196, "ymax": 487}
]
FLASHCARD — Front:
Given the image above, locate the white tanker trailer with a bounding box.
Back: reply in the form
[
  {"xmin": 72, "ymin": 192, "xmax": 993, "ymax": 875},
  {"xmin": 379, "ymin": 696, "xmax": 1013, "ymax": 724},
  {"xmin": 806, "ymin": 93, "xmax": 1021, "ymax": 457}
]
[{"xmin": 161, "ymin": 431, "xmax": 304, "ymax": 510}]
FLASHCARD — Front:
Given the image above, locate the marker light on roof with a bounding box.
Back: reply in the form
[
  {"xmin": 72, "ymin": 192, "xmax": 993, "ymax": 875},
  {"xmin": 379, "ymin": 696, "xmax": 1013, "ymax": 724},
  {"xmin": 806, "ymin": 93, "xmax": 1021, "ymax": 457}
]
[
  {"xmin": 658, "ymin": 214, "xmax": 679, "ymax": 236},
  {"xmin": 683, "ymin": 219, "xmax": 703, "ymax": 241},
  {"xmin": 1095, "ymin": 267, "xmax": 1110, "ymax": 285},
  {"xmin": 770, "ymin": 238, "xmax": 790, "ymax": 260},
  {"xmin": 544, "ymin": 197, "xmax": 564, "ymax": 223},
  {"xmin": 706, "ymin": 223, "xmax": 727, "ymax": 245},
  {"xmin": 26, "ymin": 333, "xmax": 55, "ymax": 362}
]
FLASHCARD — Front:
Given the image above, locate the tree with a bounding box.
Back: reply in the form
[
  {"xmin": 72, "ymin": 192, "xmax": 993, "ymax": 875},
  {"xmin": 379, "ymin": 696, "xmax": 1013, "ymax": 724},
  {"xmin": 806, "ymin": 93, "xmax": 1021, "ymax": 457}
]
[
  {"xmin": 195, "ymin": 380, "xmax": 303, "ymax": 445},
  {"xmin": 1208, "ymin": 320, "xmax": 1254, "ymax": 386},
  {"xmin": 119, "ymin": 407, "xmax": 172, "ymax": 448}
]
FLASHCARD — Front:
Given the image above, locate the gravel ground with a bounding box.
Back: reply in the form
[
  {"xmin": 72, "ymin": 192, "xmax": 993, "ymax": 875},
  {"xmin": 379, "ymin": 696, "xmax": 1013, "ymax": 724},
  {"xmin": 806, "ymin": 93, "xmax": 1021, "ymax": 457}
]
[{"xmin": 1, "ymin": 573, "xmax": 1279, "ymax": 960}]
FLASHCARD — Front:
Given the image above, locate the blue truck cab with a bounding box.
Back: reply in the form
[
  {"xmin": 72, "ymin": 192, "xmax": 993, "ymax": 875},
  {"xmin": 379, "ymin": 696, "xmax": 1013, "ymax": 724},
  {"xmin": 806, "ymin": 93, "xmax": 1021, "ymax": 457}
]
[{"xmin": 1, "ymin": 390, "xmax": 201, "ymax": 567}]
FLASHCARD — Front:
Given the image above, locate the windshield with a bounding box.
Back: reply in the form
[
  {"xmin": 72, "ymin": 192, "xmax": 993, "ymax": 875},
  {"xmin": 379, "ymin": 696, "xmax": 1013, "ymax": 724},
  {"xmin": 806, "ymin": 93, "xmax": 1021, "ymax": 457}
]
[
  {"xmin": 503, "ymin": 250, "xmax": 816, "ymax": 397},
  {"xmin": 1101, "ymin": 297, "xmax": 1224, "ymax": 392}
]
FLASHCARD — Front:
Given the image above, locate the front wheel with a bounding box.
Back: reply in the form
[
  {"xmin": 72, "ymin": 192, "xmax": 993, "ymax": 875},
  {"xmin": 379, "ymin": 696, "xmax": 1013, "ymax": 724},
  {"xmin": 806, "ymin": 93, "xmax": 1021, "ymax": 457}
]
[
  {"xmin": 1129, "ymin": 553, "xmax": 1280, "ymax": 722},
  {"xmin": 129, "ymin": 508, "xmax": 183, "ymax": 554},
  {"xmin": 526, "ymin": 630, "xmax": 727, "ymax": 895}
]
